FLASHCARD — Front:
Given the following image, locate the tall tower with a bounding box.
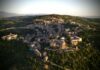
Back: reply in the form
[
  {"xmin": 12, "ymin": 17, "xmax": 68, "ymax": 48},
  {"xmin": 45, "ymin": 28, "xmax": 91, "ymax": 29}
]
[{"xmin": 60, "ymin": 37, "xmax": 68, "ymax": 49}]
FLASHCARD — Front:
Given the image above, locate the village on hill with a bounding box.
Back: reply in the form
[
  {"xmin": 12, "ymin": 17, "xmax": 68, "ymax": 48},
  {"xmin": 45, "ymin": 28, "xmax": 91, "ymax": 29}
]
[
  {"xmin": 1, "ymin": 16, "xmax": 84, "ymax": 51},
  {"xmin": 0, "ymin": 15, "xmax": 99, "ymax": 70}
]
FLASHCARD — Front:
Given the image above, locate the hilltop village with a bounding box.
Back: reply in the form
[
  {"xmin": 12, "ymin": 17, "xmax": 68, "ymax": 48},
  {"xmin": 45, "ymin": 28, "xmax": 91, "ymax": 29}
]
[
  {"xmin": 1, "ymin": 16, "xmax": 84, "ymax": 55},
  {"xmin": 0, "ymin": 15, "xmax": 100, "ymax": 70}
]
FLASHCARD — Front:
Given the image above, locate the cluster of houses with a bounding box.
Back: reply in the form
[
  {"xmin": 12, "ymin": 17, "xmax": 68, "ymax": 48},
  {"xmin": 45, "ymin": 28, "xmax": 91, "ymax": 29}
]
[
  {"xmin": 1, "ymin": 18, "xmax": 83, "ymax": 53},
  {"xmin": 0, "ymin": 18, "xmax": 83, "ymax": 65},
  {"xmin": 1, "ymin": 20, "xmax": 82, "ymax": 49},
  {"xmin": 22, "ymin": 20, "xmax": 83, "ymax": 51},
  {"xmin": 33, "ymin": 17, "xmax": 64, "ymax": 25}
]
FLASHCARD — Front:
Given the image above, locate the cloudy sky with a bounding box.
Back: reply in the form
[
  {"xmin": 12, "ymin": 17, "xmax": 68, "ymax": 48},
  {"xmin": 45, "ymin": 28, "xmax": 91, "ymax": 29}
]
[{"xmin": 0, "ymin": 0, "xmax": 100, "ymax": 17}]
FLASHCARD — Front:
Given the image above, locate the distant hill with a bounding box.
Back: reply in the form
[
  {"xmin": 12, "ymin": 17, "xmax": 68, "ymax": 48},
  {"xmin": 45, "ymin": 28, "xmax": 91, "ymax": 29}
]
[
  {"xmin": 0, "ymin": 14, "xmax": 99, "ymax": 25},
  {"xmin": 0, "ymin": 11, "xmax": 19, "ymax": 18}
]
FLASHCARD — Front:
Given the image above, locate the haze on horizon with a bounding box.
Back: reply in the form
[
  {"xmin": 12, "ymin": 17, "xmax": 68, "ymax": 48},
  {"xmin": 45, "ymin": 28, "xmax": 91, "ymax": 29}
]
[{"xmin": 0, "ymin": 0, "xmax": 100, "ymax": 18}]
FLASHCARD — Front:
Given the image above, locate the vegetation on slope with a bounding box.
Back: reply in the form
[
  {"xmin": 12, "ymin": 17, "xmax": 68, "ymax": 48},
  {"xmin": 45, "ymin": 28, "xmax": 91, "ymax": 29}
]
[{"xmin": 0, "ymin": 40, "xmax": 100, "ymax": 70}]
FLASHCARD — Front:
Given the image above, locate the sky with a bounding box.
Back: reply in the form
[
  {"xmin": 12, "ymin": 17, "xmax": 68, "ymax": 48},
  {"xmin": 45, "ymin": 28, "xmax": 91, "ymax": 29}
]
[{"xmin": 0, "ymin": 0, "xmax": 100, "ymax": 17}]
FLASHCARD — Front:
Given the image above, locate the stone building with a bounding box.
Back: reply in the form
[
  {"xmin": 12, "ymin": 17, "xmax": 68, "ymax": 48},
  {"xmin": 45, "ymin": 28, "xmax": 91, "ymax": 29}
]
[
  {"xmin": 50, "ymin": 37, "xmax": 68, "ymax": 49},
  {"xmin": 2, "ymin": 33, "xmax": 18, "ymax": 41},
  {"xmin": 70, "ymin": 36, "xmax": 82, "ymax": 46}
]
